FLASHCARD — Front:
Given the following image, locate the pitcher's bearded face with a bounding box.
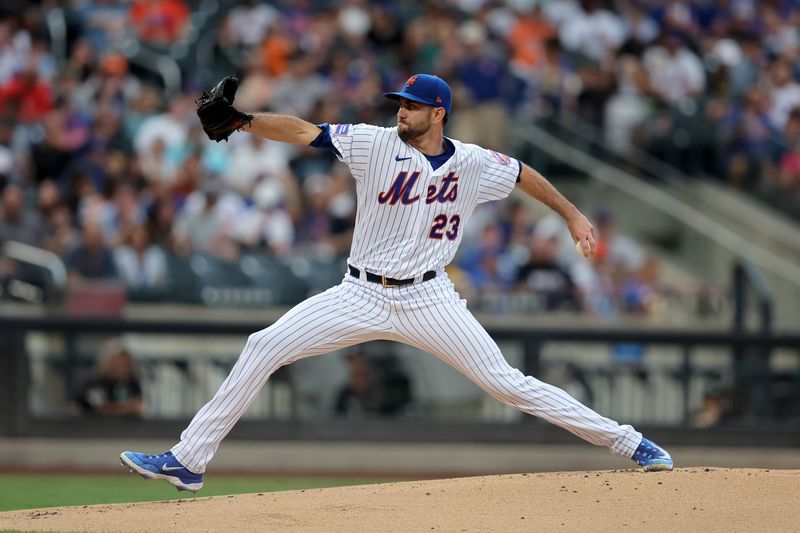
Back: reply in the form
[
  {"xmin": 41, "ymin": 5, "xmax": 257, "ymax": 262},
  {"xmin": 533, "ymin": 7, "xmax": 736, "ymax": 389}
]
[{"xmin": 396, "ymin": 99, "xmax": 434, "ymax": 142}]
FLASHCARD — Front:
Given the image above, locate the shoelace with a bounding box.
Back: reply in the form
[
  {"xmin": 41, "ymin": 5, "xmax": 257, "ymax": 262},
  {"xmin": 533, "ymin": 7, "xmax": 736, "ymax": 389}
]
[
  {"xmin": 637, "ymin": 443, "xmax": 662, "ymax": 459},
  {"xmin": 146, "ymin": 453, "xmax": 169, "ymax": 460}
]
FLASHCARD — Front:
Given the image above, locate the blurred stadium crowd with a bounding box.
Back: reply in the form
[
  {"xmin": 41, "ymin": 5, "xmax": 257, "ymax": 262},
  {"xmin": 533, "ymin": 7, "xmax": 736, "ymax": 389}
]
[{"xmin": 6, "ymin": 0, "xmax": 791, "ymax": 318}]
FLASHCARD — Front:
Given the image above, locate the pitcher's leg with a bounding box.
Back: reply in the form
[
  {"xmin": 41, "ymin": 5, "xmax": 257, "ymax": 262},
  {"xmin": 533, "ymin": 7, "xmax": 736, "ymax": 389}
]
[
  {"xmin": 172, "ymin": 282, "xmax": 391, "ymax": 472},
  {"xmin": 394, "ymin": 297, "xmax": 641, "ymax": 458}
]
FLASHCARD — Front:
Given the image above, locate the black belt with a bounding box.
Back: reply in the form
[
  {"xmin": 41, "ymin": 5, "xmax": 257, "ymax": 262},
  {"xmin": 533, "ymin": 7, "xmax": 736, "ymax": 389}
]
[{"xmin": 349, "ymin": 265, "xmax": 436, "ymax": 287}]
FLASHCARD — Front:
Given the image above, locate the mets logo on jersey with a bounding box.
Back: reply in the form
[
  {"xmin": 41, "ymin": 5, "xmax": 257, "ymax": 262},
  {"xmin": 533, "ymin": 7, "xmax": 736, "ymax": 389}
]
[
  {"xmin": 379, "ymin": 170, "xmax": 460, "ymax": 206},
  {"xmin": 487, "ymin": 149, "xmax": 511, "ymax": 166}
]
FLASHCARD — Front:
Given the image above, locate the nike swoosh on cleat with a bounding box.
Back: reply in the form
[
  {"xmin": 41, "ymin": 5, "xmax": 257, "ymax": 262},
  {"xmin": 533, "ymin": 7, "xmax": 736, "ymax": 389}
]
[
  {"xmin": 161, "ymin": 465, "xmax": 186, "ymax": 472},
  {"xmin": 395, "ymin": 155, "xmax": 412, "ymax": 161}
]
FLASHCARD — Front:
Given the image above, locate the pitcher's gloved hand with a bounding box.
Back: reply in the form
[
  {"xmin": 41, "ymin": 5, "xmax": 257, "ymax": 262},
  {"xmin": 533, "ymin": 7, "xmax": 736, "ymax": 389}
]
[{"xmin": 196, "ymin": 76, "xmax": 253, "ymax": 142}]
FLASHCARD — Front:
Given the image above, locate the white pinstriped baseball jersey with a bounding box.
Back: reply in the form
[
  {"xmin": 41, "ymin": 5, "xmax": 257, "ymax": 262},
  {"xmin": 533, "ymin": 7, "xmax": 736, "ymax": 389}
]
[
  {"xmin": 328, "ymin": 124, "xmax": 520, "ymax": 279},
  {"xmin": 168, "ymin": 124, "xmax": 645, "ymax": 474}
]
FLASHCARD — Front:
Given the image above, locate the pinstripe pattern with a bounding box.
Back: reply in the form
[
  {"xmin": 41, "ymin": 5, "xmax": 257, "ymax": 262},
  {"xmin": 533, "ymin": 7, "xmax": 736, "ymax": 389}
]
[
  {"xmin": 169, "ymin": 125, "xmax": 644, "ymax": 474},
  {"xmin": 390, "ymin": 274, "xmax": 641, "ymax": 456},
  {"xmin": 329, "ymin": 125, "xmax": 519, "ymax": 279},
  {"xmin": 171, "ymin": 281, "xmax": 394, "ymax": 472}
]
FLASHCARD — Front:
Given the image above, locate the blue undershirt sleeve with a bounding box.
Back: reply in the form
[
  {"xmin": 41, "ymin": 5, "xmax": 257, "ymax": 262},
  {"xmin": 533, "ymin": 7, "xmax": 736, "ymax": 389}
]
[{"xmin": 309, "ymin": 123, "xmax": 342, "ymax": 157}]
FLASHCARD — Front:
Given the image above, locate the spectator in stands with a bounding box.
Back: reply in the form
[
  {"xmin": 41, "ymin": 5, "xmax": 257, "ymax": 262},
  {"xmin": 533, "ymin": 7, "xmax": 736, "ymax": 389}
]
[
  {"xmin": 169, "ymin": 149, "xmax": 202, "ymax": 202},
  {"xmin": 31, "ymin": 101, "xmax": 92, "ymax": 186},
  {"xmin": 559, "ymin": 0, "xmax": 627, "ymax": 63},
  {"xmin": 74, "ymin": 338, "xmax": 144, "ymax": 418},
  {"xmin": 766, "ymin": 59, "xmax": 800, "ymax": 131},
  {"xmin": 777, "ymin": 138, "xmax": 800, "ymax": 191},
  {"xmin": 233, "ymin": 180, "xmax": 294, "ymax": 256},
  {"xmin": 0, "ymin": 17, "xmax": 29, "ymax": 86},
  {"xmin": 129, "ymin": 0, "xmax": 189, "ymax": 49},
  {"xmin": 296, "ymin": 173, "xmax": 341, "ymax": 258},
  {"xmin": 62, "ymin": 38, "xmax": 95, "ymax": 85},
  {"xmin": 145, "ymin": 194, "xmax": 177, "ymax": 249},
  {"xmin": 4, "ymin": 0, "xmax": 791, "ymax": 319},
  {"xmin": 498, "ymin": 199, "xmax": 533, "ymax": 251},
  {"xmin": 72, "ymin": 0, "xmax": 131, "ymax": 54},
  {"xmin": 0, "ymin": 58, "xmax": 53, "ymax": 123},
  {"xmin": 122, "ymin": 84, "xmax": 161, "ymax": 147},
  {"xmin": 335, "ymin": 347, "xmax": 412, "ymax": 418},
  {"xmin": 66, "ymin": 221, "xmax": 119, "ymax": 282},
  {"xmin": 270, "ymin": 52, "xmax": 330, "ymax": 118},
  {"xmin": 0, "ymin": 182, "xmax": 43, "ymax": 246},
  {"xmin": 335, "ymin": 349, "xmax": 378, "ymax": 417},
  {"xmin": 173, "ymin": 178, "xmax": 240, "ymax": 260},
  {"xmin": 91, "ymin": 102, "xmax": 130, "ymax": 154},
  {"xmin": 114, "ymin": 224, "xmax": 167, "ymax": 290},
  {"xmin": 691, "ymin": 383, "xmax": 730, "ymax": 428},
  {"xmin": 139, "ymin": 136, "xmax": 174, "ymax": 191},
  {"xmin": 515, "ymin": 222, "xmax": 580, "ymax": 311},
  {"xmin": 725, "ymin": 32, "xmax": 765, "ymax": 99},
  {"xmin": 73, "ymin": 53, "xmax": 140, "ymax": 119},
  {"xmin": 325, "ymin": 165, "xmax": 357, "ymax": 255},
  {"xmin": 458, "ymin": 223, "xmax": 513, "ymax": 294},
  {"xmin": 527, "ymin": 37, "xmax": 580, "ymax": 118},
  {"xmin": 133, "ymin": 93, "xmax": 193, "ymax": 162},
  {"xmin": 233, "ymin": 49, "xmax": 275, "ymax": 112},
  {"xmin": 505, "ymin": 3, "xmax": 557, "ymax": 72},
  {"xmin": 642, "ymin": 30, "xmax": 706, "ymax": 105},
  {"xmin": 259, "ymin": 24, "xmax": 295, "ymax": 78},
  {"xmin": 605, "ymin": 47, "xmax": 652, "ymax": 154},
  {"xmin": 450, "ymin": 21, "xmax": 509, "ymax": 150},
  {"xmin": 223, "ymin": 0, "xmax": 279, "ymax": 49},
  {"xmin": 717, "ymin": 87, "xmax": 780, "ymax": 188},
  {"xmin": 223, "ymin": 134, "xmax": 292, "ymax": 197},
  {"xmin": 36, "ymin": 179, "xmax": 79, "ymax": 257},
  {"xmin": 593, "ymin": 209, "xmax": 646, "ymax": 279},
  {"xmin": 40, "ymin": 202, "xmax": 78, "ymax": 258}
]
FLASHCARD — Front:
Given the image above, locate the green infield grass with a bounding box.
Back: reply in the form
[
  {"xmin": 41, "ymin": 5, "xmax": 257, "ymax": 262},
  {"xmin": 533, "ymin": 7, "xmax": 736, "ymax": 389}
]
[{"xmin": 0, "ymin": 473, "xmax": 390, "ymax": 512}]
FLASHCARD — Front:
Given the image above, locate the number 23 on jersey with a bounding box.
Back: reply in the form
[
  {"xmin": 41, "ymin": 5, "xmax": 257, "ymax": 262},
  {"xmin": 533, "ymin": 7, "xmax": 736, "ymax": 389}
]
[{"xmin": 378, "ymin": 170, "xmax": 462, "ymax": 240}]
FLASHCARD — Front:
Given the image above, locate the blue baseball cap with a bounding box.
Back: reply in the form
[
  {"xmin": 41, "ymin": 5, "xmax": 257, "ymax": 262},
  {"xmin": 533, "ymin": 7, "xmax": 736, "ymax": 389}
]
[{"xmin": 385, "ymin": 74, "xmax": 452, "ymax": 115}]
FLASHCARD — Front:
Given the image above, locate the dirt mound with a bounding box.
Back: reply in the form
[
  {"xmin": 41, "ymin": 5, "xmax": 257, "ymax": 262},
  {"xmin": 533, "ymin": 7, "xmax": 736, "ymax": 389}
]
[{"xmin": 1, "ymin": 468, "xmax": 798, "ymax": 532}]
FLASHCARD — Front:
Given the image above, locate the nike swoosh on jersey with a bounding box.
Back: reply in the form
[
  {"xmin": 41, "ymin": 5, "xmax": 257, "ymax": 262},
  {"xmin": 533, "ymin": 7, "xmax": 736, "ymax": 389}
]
[{"xmin": 395, "ymin": 155, "xmax": 412, "ymax": 161}]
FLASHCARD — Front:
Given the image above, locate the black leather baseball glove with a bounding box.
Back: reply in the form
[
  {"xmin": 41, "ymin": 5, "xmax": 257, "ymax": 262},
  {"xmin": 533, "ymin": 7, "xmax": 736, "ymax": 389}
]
[{"xmin": 196, "ymin": 76, "xmax": 254, "ymax": 142}]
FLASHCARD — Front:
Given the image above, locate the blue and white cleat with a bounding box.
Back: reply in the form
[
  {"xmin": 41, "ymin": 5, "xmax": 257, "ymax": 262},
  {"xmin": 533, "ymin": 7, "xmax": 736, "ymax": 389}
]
[
  {"xmin": 120, "ymin": 451, "xmax": 204, "ymax": 492},
  {"xmin": 632, "ymin": 437, "xmax": 674, "ymax": 472}
]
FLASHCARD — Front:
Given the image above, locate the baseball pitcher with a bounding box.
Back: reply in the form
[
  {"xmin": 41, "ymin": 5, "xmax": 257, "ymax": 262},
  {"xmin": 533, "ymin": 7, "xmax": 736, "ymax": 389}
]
[{"xmin": 121, "ymin": 74, "xmax": 673, "ymax": 492}]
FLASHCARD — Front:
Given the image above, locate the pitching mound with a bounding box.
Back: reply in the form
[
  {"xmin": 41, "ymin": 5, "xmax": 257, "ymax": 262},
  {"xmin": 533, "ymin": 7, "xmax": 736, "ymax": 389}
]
[{"xmin": 1, "ymin": 468, "xmax": 798, "ymax": 532}]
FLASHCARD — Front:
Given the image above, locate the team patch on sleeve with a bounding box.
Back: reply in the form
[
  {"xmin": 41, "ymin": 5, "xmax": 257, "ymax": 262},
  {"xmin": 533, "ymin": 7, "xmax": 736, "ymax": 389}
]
[
  {"xmin": 486, "ymin": 149, "xmax": 511, "ymax": 166},
  {"xmin": 333, "ymin": 124, "xmax": 350, "ymax": 136}
]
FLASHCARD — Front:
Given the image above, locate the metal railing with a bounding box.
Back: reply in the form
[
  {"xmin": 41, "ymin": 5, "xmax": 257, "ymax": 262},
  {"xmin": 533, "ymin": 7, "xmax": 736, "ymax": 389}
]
[
  {"xmin": 3, "ymin": 241, "xmax": 67, "ymax": 288},
  {"xmin": 545, "ymin": 110, "xmax": 687, "ymax": 186},
  {"xmin": 119, "ymin": 39, "xmax": 182, "ymax": 97},
  {"xmin": 2, "ymin": 241, "xmax": 67, "ymax": 303},
  {"xmin": 1, "ymin": 315, "xmax": 798, "ymax": 446},
  {"xmin": 514, "ymin": 122, "xmax": 800, "ymax": 329},
  {"xmin": 733, "ymin": 259, "xmax": 773, "ymax": 335},
  {"xmin": 516, "ymin": 123, "xmax": 800, "ymax": 287}
]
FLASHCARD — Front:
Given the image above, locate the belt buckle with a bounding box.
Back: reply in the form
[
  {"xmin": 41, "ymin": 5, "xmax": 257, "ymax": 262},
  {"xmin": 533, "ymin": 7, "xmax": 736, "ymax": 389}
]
[{"xmin": 381, "ymin": 275, "xmax": 395, "ymax": 288}]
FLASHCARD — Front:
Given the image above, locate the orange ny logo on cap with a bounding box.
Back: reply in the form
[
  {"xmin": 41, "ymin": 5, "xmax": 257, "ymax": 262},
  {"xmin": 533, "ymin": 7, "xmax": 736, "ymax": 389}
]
[
  {"xmin": 435, "ymin": 96, "xmax": 443, "ymax": 103},
  {"xmin": 406, "ymin": 76, "xmax": 418, "ymax": 87}
]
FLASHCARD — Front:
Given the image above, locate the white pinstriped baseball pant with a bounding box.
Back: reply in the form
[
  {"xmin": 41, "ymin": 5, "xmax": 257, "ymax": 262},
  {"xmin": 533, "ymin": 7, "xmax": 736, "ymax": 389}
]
[{"xmin": 171, "ymin": 272, "xmax": 643, "ymax": 473}]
